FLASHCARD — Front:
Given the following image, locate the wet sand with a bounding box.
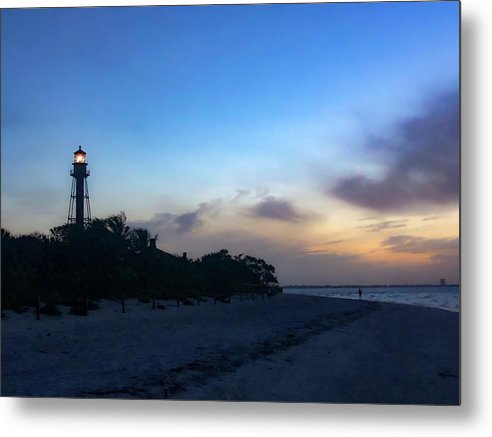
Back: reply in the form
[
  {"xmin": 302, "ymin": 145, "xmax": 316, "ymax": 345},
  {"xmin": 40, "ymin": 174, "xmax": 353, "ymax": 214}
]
[{"xmin": 1, "ymin": 294, "xmax": 459, "ymax": 404}]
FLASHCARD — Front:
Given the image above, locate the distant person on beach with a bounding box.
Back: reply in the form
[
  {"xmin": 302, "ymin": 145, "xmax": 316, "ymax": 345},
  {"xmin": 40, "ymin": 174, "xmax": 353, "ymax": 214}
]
[{"xmin": 358, "ymin": 288, "xmax": 362, "ymax": 299}]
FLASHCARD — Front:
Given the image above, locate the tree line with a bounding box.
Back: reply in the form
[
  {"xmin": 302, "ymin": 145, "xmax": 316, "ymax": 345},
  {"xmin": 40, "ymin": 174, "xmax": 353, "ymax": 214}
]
[{"xmin": 1, "ymin": 212, "xmax": 281, "ymax": 313}]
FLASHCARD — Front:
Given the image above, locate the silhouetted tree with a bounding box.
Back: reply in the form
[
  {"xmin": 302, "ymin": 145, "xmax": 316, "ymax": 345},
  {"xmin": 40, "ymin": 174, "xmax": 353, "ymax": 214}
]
[
  {"xmin": 1, "ymin": 214, "xmax": 279, "ymax": 310},
  {"xmin": 130, "ymin": 228, "xmax": 152, "ymax": 254}
]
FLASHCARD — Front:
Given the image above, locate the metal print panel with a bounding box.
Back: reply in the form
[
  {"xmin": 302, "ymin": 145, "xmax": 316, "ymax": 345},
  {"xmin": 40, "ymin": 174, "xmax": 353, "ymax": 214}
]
[{"xmin": 1, "ymin": 1, "xmax": 460, "ymax": 404}]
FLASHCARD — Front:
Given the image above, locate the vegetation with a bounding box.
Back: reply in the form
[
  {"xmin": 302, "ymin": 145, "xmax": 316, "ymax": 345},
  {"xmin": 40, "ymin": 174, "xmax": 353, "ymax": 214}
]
[
  {"xmin": 1, "ymin": 213, "xmax": 281, "ymax": 311},
  {"xmin": 40, "ymin": 302, "xmax": 62, "ymax": 317}
]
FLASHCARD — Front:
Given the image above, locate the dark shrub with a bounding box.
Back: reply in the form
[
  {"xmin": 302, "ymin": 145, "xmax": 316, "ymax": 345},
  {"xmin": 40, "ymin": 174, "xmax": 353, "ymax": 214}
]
[
  {"xmin": 23, "ymin": 297, "xmax": 40, "ymax": 307},
  {"xmin": 65, "ymin": 298, "xmax": 82, "ymax": 307},
  {"xmin": 41, "ymin": 303, "xmax": 61, "ymax": 316},
  {"xmin": 216, "ymin": 296, "xmax": 231, "ymax": 304},
  {"xmin": 181, "ymin": 298, "xmax": 194, "ymax": 306},
  {"xmin": 12, "ymin": 304, "xmax": 28, "ymax": 314},
  {"xmin": 156, "ymin": 304, "xmax": 166, "ymax": 310},
  {"xmin": 87, "ymin": 301, "xmax": 99, "ymax": 311},
  {"xmin": 70, "ymin": 306, "xmax": 87, "ymax": 316},
  {"xmin": 138, "ymin": 297, "xmax": 150, "ymax": 304}
]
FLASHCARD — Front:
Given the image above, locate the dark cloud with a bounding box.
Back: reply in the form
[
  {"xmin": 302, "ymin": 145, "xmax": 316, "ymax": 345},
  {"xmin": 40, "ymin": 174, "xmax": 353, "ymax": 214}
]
[
  {"xmin": 299, "ymin": 239, "xmax": 349, "ymax": 254},
  {"xmin": 174, "ymin": 211, "xmax": 202, "ymax": 233},
  {"xmin": 331, "ymin": 90, "xmax": 459, "ymax": 211},
  {"xmin": 249, "ymin": 196, "xmax": 307, "ymax": 222},
  {"xmin": 132, "ymin": 200, "xmax": 221, "ymax": 234},
  {"xmin": 421, "ymin": 216, "xmax": 446, "ymax": 221},
  {"xmin": 381, "ymin": 235, "xmax": 459, "ymax": 254},
  {"xmin": 359, "ymin": 220, "xmax": 407, "ymax": 232},
  {"xmin": 142, "ymin": 212, "xmax": 174, "ymax": 227},
  {"xmin": 174, "ymin": 201, "xmax": 222, "ymax": 233},
  {"xmin": 230, "ymin": 190, "xmax": 251, "ymax": 203},
  {"xmin": 358, "ymin": 216, "xmax": 382, "ymax": 221},
  {"xmin": 302, "ymin": 248, "xmax": 344, "ymax": 255},
  {"xmin": 316, "ymin": 239, "xmax": 347, "ymax": 245}
]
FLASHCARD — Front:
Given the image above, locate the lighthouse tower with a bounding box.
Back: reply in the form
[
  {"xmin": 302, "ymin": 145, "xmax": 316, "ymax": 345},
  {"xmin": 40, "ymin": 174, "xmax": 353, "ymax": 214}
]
[{"xmin": 67, "ymin": 146, "xmax": 91, "ymax": 226}]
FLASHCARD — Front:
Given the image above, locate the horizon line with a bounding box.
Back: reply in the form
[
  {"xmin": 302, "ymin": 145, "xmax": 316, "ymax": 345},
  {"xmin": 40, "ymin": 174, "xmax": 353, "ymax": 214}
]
[{"xmin": 282, "ymin": 283, "xmax": 460, "ymax": 288}]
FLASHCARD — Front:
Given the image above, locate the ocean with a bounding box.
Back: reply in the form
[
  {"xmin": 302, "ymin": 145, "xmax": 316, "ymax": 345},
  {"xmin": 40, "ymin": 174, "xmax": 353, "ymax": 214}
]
[{"xmin": 284, "ymin": 285, "xmax": 460, "ymax": 312}]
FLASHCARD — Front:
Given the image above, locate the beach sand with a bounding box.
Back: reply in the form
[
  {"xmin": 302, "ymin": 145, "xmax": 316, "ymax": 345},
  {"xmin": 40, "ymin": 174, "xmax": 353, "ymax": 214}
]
[{"xmin": 1, "ymin": 294, "xmax": 459, "ymax": 404}]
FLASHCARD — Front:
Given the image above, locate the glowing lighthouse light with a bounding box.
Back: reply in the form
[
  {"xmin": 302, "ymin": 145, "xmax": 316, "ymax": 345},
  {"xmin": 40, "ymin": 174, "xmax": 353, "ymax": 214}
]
[{"xmin": 74, "ymin": 146, "xmax": 87, "ymax": 163}]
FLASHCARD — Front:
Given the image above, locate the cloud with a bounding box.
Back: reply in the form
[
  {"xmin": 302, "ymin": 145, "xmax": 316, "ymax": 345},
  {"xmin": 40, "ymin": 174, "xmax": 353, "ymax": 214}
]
[
  {"xmin": 314, "ymin": 239, "xmax": 348, "ymax": 245},
  {"xmin": 381, "ymin": 235, "xmax": 459, "ymax": 254},
  {"xmin": 132, "ymin": 199, "xmax": 222, "ymax": 234},
  {"xmin": 358, "ymin": 216, "xmax": 382, "ymax": 221},
  {"xmin": 299, "ymin": 239, "xmax": 349, "ymax": 254},
  {"xmin": 274, "ymin": 250, "xmax": 459, "ymax": 285},
  {"xmin": 302, "ymin": 248, "xmax": 344, "ymax": 255},
  {"xmin": 421, "ymin": 215, "xmax": 446, "ymax": 222},
  {"xmin": 130, "ymin": 214, "xmax": 459, "ymax": 285},
  {"xmin": 174, "ymin": 211, "xmax": 202, "ymax": 233},
  {"xmin": 359, "ymin": 220, "xmax": 407, "ymax": 232},
  {"xmin": 131, "ymin": 191, "xmax": 311, "ymax": 239},
  {"xmin": 249, "ymin": 196, "xmax": 308, "ymax": 222},
  {"xmin": 230, "ymin": 190, "xmax": 251, "ymax": 203},
  {"xmin": 331, "ymin": 90, "xmax": 459, "ymax": 212}
]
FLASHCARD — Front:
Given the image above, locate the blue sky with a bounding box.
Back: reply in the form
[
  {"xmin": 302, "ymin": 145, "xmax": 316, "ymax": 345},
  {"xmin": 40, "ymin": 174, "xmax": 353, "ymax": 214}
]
[{"xmin": 1, "ymin": 2, "xmax": 459, "ymax": 284}]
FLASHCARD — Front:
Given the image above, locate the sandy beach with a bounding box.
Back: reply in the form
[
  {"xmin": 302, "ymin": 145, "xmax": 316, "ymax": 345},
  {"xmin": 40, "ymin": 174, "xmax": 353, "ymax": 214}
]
[{"xmin": 1, "ymin": 294, "xmax": 459, "ymax": 404}]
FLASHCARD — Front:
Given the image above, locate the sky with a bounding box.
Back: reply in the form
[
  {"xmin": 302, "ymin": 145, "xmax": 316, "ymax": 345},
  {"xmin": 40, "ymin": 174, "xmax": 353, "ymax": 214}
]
[{"xmin": 1, "ymin": 1, "xmax": 460, "ymax": 285}]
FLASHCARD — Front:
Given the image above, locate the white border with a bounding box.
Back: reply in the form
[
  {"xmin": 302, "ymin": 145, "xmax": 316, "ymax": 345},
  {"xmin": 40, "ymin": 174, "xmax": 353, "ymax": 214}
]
[{"xmin": 1, "ymin": 0, "xmax": 491, "ymax": 436}]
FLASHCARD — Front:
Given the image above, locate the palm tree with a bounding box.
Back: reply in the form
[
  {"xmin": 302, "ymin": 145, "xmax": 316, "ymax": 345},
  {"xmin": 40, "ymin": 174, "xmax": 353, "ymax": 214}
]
[
  {"xmin": 105, "ymin": 212, "xmax": 131, "ymax": 241},
  {"xmin": 130, "ymin": 228, "xmax": 152, "ymax": 253}
]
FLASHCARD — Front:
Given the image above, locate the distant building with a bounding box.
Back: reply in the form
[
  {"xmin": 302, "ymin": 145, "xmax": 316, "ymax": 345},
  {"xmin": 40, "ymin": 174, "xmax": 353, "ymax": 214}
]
[
  {"xmin": 440, "ymin": 278, "xmax": 446, "ymax": 286},
  {"xmin": 147, "ymin": 238, "xmax": 180, "ymax": 261}
]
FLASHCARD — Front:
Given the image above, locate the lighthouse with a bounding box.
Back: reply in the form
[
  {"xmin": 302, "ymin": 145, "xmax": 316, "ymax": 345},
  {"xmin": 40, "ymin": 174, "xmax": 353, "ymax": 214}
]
[{"xmin": 67, "ymin": 146, "xmax": 91, "ymax": 226}]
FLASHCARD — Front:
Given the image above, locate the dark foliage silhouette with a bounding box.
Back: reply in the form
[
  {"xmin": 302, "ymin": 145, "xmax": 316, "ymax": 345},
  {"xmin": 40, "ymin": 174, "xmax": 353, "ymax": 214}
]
[{"xmin": 1, "ymin": 213, "xmax": 280, "ymax": 311}]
